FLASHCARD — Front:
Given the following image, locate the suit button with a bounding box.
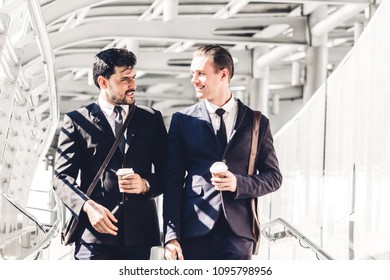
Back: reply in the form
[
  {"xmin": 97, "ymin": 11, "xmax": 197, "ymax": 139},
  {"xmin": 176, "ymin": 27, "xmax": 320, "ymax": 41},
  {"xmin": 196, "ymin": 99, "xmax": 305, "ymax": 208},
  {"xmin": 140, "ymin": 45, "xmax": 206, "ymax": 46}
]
[{"xmin": 125, "ymin": 197, "xmax": 128, "ymax": 201}]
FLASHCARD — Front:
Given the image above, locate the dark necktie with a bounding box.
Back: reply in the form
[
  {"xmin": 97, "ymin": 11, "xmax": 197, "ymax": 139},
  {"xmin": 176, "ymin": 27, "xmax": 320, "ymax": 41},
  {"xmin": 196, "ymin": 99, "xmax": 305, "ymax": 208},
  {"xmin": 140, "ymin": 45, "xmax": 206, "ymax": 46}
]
[
  {"xmin": 114, "ymin": 106, "xmax": 126, "ymax": 154},
  {"xmin": 215, "ymin": 108, "xmax": 227, "ymax": 151}
]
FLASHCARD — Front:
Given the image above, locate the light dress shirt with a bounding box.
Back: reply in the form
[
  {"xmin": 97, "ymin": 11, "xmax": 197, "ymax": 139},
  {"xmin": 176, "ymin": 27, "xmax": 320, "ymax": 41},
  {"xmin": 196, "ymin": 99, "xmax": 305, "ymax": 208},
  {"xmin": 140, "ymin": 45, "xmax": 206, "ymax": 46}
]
[
  {"xmin": 205, "ymin": 95, "xmax": 238, "ymax": 143},
  {"xmin": 97, "ymin": 95, "xmax": 130, "ymax": 154}
]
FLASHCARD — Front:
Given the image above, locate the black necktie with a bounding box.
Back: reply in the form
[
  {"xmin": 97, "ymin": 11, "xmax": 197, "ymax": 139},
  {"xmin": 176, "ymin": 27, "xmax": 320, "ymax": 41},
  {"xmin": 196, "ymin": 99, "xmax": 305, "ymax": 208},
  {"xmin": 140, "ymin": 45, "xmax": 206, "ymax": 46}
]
[
  {"xmin": 215, "ymin": 108, "xmax": 227, "ymax": 151},
  {"xmin": 114, "ymin": 106, "xmax": 126, "ymax": 154}
]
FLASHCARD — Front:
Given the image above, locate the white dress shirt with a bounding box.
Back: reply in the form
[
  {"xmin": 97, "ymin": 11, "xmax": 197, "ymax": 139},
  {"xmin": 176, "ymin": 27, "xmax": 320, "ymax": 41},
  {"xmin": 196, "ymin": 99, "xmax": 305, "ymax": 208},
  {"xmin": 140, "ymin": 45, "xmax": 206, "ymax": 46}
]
[
  {"xmin": 98, "ymin": 95, "xmax": 129, "ymax": 136},
  {"xmin": 205, "ymin": 96, "xmax": 238, "ymax": 142},
  {"xmin": 97, "ymin": 96, "xmax": 132, "ymax": 154}
]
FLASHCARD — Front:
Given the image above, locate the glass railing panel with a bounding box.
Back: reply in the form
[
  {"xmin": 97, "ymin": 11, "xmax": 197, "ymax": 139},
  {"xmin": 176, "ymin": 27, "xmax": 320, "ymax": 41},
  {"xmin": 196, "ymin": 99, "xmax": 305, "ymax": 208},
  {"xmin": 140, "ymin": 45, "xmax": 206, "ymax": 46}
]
[
  {"xmin": 259, "ymin": 0, "xmax": 390, "ymax": 260},
  {"xmin": 322, "ymin": 1, "xmax": 390, "ymax": 260},
  {"xmin": 258, "ymin": 85, "xmax": 326, "ymax": 255}
]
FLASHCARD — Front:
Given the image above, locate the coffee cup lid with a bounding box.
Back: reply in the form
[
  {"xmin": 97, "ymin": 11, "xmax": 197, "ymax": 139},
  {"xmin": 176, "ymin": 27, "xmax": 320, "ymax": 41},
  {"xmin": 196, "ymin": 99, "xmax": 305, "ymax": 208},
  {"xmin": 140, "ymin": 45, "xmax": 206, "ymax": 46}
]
[
  {"xmin": 116, "ymin": 168, "xmax": 134, "ymax": 176},
  {"xmin": 210, "ymin": 162, "xmax": 228, "ymax": 173}
]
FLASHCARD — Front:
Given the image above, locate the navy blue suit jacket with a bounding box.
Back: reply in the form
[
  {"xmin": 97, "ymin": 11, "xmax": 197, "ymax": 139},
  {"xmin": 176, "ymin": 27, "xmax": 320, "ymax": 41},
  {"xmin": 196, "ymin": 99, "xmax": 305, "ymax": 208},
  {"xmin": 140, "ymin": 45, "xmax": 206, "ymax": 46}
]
[
  {"xmin": 54, "ymin": 103, "xmax": 167, "ymax": 247},
  {"xmin": 163, "ymin": 99, "xmax": 282, "ymax": 243}
]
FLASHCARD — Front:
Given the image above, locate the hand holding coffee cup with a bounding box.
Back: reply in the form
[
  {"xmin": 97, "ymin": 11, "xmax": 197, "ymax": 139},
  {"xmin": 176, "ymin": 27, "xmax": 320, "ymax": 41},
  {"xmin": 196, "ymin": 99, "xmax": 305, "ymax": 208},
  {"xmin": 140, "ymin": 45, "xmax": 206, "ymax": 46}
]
[
  {"xmin": 116, "ymin": 168, "xmax": 134, "ymax": 192},
  {"xmin": 210, "ymin": 161, "xmax": 228, "ymax": 178},
  {"xmin": 210, "ymin": 162, "xmax": 237, "ymax": 192}
]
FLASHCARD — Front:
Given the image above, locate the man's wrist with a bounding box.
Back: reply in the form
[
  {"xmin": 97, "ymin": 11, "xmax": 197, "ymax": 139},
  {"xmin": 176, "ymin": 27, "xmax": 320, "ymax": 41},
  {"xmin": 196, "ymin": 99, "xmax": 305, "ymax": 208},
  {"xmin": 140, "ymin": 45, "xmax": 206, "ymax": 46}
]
[
  {"xmin": 82, "ymin": 199, "xmax": 92, "ymax": 213},
  {"xmin": 142, "ymin": 179, "xmax": 150, "ymax": 193}
]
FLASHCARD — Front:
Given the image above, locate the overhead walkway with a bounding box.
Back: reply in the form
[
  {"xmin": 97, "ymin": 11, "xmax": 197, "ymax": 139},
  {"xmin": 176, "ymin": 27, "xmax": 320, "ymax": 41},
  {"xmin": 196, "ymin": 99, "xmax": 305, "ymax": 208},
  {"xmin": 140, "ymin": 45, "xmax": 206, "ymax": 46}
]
[{"xmin": 1, "ymin": 0, "xmax": 390, "ymax": 260}]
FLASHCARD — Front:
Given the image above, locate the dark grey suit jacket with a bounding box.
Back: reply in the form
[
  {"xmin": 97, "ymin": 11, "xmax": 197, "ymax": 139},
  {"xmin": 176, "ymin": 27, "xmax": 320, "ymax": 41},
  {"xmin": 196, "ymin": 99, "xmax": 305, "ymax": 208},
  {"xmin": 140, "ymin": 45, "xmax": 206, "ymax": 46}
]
[
  {"xmin": 54, "ymin": 103, "xmax": 167, "ymax": 247},
  {"xmin": 163, "ymin": 99, "xmax": 282, "ymax": 243}
]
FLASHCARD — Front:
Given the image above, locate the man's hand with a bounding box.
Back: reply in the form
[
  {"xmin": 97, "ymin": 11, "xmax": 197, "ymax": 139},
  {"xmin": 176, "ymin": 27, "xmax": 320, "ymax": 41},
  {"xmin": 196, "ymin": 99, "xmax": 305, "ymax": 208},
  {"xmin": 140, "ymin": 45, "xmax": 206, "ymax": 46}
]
[
  {"xmin": 83, "ymin": 200, "xmax": 118, "ymax": 235},
  {"xmin": 211, "ymin": 170, "xmax": 237, "ymax": 192},
  {"xmin": 119, "ymin": 173, "xmax": 149, "ymax": 194},
  {"xmin": 164, "ymin": 239, "xmax": 184, "ymax": 260}
]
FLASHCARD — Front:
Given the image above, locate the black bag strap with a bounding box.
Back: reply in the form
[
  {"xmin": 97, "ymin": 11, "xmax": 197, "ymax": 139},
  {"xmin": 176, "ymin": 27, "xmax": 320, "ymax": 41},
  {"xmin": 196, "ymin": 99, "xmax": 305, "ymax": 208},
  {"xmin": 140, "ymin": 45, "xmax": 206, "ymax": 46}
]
[{"xmin": 86, "ymin": 104, "xmax": 136, "ymax": 196}]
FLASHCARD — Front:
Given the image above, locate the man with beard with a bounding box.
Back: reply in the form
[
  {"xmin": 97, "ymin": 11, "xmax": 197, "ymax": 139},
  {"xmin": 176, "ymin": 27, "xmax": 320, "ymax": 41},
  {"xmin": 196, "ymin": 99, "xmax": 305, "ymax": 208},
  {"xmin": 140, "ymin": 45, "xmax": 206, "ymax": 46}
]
[{"xmin": 54, "ymin": 48, "xmax": 167, "ymax": 260}]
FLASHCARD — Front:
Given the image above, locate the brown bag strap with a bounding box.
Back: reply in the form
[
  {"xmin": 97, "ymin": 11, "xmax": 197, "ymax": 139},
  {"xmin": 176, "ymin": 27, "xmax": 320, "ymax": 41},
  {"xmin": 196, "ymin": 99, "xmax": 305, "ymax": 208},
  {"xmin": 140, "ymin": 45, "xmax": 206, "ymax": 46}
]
[
  {"xmin": 249, "ymin": 111, "xmax": 261, "ymax": 254},
  {"xmin": 86, "ymin": 104, "xmax": 136, "ymax": 196},
  {"xmin": 248, "ymin": 111, "xmax": 261, "ymax": 176}
]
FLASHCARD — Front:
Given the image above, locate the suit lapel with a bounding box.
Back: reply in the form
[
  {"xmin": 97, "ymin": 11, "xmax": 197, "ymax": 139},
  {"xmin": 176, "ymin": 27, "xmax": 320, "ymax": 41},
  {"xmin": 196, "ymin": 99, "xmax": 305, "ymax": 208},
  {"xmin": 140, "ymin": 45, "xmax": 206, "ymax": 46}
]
[
  {"xmin": 233, "ymin": 99, "xmax": 249, "ymax": 133},
  {"xmin": 197, "ymin": 100, "xmax": 215, "ymax": 134},
  {"xmin": 123, "ymin": 105, "xmax": 139, "ymax": 156},
  {"xmin": 90, "ymin": 103, "xmax": 140, "ymax": 158},
  {"xmin": 216, "ymin": 98, "xmax": 247, "ymax": 143},
  {"xmin": 89, "ymin": 103, "xmax": 116, "ymax": 140}
]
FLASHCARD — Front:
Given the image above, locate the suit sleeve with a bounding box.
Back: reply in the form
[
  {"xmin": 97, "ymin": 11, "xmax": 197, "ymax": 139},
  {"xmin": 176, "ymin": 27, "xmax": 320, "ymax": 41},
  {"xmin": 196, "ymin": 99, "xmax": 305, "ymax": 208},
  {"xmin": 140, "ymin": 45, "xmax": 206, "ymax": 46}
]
[
  {"xmin": 53, "ymin": 114, "xmax": 89, "ymax": 217},
  {"xmin": 162, "ymin": 113, "xmax": 186, "ymax": 243},
  {"xmin": 235, "ymin": 116, "xmax": 283, "ymax": 199}
]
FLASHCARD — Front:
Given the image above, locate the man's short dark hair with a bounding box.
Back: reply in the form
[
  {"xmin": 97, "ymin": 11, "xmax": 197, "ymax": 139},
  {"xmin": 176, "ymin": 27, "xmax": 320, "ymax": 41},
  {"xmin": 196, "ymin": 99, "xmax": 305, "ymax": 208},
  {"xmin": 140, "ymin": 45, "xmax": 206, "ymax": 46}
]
[
  {"xmin": 93, "ymin": 48, "xmax": 137, "ymax": 89},
  {"xmin": 193, "ymin": 44, "xmax": 234, "ymax": 80}
]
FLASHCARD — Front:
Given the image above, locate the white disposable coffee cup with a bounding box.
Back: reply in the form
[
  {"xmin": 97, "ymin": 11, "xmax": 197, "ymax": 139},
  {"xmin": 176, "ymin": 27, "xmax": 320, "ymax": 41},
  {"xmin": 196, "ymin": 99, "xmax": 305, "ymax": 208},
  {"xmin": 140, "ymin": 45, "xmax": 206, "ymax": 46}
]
[
  {"xmin": 210, "ymin": 162, "xmax": 228, "ymax": 178},
  {"xmin": 116, "ymin": 168, "xmax": 134, "ymax": 192}
]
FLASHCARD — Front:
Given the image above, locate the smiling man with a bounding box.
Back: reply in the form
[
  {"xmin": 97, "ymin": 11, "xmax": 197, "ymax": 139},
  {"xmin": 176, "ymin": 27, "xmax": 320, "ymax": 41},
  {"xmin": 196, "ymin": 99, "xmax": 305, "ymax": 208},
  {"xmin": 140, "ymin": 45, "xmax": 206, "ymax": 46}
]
[
  {"xmin": 163, "ymin": 45, "xmax": 282, "ymax": 260},
  {"xmin": 54, "ymin": 48, "xmax": 167, "ymax": 260}
]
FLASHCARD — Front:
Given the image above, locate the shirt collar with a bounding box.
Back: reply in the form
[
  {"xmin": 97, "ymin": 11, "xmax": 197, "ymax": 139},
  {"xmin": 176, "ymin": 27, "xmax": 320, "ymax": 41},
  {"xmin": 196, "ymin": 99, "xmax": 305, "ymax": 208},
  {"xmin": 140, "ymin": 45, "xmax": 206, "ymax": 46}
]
[
  {"xmin": 98, "ymin": 95, "xmax": 129, "ymax": 116},
  {"xmin": 205, "ymin": 95, "xmax": 236, "ymax": 115}
]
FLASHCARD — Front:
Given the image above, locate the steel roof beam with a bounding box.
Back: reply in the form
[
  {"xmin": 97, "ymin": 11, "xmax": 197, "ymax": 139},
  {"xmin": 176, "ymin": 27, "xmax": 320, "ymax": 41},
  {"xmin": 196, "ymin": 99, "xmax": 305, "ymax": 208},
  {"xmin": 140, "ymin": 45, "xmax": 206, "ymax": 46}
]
[
  {"xmin": 22, "ymin": 17, "xmax": 308, "ymax": 65},
  {"xmin": 52, "ymin": 50, "xmax": 253, "ymax": 76}
]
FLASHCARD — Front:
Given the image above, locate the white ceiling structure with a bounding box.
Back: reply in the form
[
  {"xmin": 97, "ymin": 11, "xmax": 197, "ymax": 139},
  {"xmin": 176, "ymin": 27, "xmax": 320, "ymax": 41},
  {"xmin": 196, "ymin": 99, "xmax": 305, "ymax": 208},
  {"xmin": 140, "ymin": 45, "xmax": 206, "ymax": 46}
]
[{"xmin": 20, "ymin": 0, "xmax": 379, "ymax": 130}]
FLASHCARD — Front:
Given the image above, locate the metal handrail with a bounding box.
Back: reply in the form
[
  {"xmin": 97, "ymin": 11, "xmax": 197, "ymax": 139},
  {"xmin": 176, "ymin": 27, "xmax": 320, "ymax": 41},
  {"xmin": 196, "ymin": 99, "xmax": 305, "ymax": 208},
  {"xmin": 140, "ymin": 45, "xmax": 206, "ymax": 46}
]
[
  {"xmin": 17, "ymin": 219, "xmax": 61, "ymax": 260},
  {"xmin": 1, "ymin": 190, "xmax": 62, "ymax": 260},
  {"xmin": 19, "ymin": 189, "xmax": 63, "ymax": 260},
  {"xmin": 1, "ymin": 192, "xmax": 46, "ymax": 234},
  {"xmin": 261, "ymin": 217, "xmax": 334, "ymax": 260},
  {"xmin": 0, "ymin": 225, "xmax": 37, "ymax": 250}
]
